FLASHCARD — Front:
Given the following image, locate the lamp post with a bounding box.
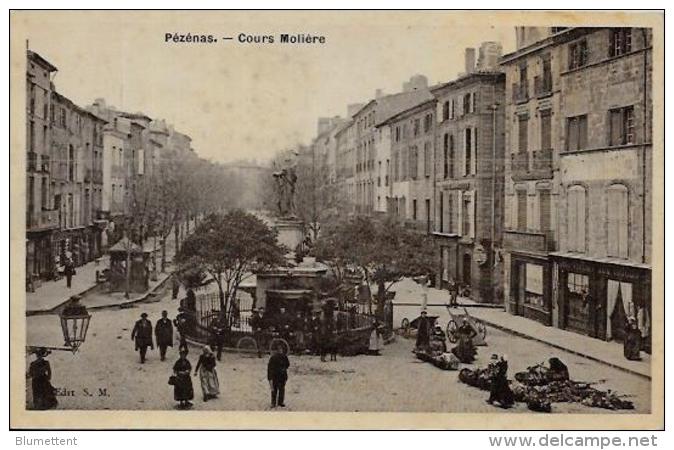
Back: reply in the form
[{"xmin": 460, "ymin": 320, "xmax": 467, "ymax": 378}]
[{"xmin": 26, "ymin": 296, "xmax": 92, "ymax": 355}]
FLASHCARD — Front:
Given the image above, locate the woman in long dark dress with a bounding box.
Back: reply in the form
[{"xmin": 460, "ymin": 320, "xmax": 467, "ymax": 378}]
[
  {"xmin": 452, "ymin": 318, "xmax": 477, "ymax": 363},
  {"xmin": 624, "ymin": 318, "xmax": 642, "ymax": 361},
  {"xmin": 173, "ymin": 349, "xmax": 194, "ymax": 409},
  {"xmin": 28, "ymin": 348, "xmax": 57, "ymax": 410},
  {"xmin": 487, "ymin": 355, "xmax": 514, "ymax": 408}
]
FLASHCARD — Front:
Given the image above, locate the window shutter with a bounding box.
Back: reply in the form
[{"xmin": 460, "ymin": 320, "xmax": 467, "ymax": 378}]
[
  {"xmin": 469, "ymin": 190, "xmax": 476, "ymax": 238},
  {"xmin": 610, "ymin": 109, "xmax": 623, "ymax": 146},
  {"xmin": 517, "ymin": 191, "xmax": 527, "ymax": 230},
  {"xmin": 567, "ymin": 118, "xmax": 578, "ymax": 151},
  {"xmin": 472, "ymin": 127, "xmax": 478, "ymax": 174},
  {"xmin": 579, "ymin": 116, "xmax": 588, "ymax": 149},
  {"xmin": 456, "ymin": 190, "xmax": 463, "ymax": 236},
  {"xmin": 607, "ymin": 189, "xmax": 619, "ymax": 256},
  {"xmin": 539, "ymin": 190, "xmax": 551, "ymax": 231}
]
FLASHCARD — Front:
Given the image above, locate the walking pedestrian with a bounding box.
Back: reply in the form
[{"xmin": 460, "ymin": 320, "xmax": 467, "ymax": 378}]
[
  {"xmin": 171, "ymin": 275, "xmax": 181, "ymax": 300},
  {"xmin": 131, "ymin": 312, "xmax": 154, "ymax": 363},
  {"xmin": 194, "ymin": 346, "xmax": 220, "ymax": 402},
  {"xmin": 28, "ymin": 348, "xmax": 57, "ymax": 410},
  {"xmin": 155, "ymin": 310, "xmax": 174, "ymax": 361},
  {"xmin": 64, "ymin": 257, "xmax": 75, "ymax": 289},
  {"xmin": 267, "ymin": 343, "xmax": 290, "ymax": 408},
  {"xmin": 209, "ymin": 315, "xmax": 227, "ymax": 361},
  {"xmin": 172, "ymin": 349, "xmax": 194, "ymax": 409},
  {"xmin": 174, "ymin": 307, "xmax": 189, "ymax": 353},
  {"xmin": 448, "ymin": 278, "xmax": 459, "ymax": 307}
]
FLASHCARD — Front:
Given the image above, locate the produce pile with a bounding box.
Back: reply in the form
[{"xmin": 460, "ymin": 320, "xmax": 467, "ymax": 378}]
[
  {"xmin": 416, "ymin": 351, "xmax": 460, "ymax": 370},
  {"xmin": 458, "ymin": 358, "xmax": 635, "ymax": 412}
]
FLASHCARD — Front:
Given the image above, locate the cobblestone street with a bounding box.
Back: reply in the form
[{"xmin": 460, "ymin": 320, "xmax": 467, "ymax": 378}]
[{"xmin": 25, "ymin": 285, "xmax": 649, "ymax": 413}]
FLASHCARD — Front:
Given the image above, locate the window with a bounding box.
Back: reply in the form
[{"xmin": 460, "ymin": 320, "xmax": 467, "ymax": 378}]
[
  {"xmin": 609, "ymin": 106, "xmax": 635, "ymax": 146},
  {"xmin": 68, "ymin": 145, "xmax": 75, "ymax": 182},
  {"xmin": 539, "ymin": 189, "xmax": 551, "ymax": 232},
  {"xmin": 29, "ymin": 120, "xmax": 35, "ymax": 152},
  {"xmin": 462, "ymin": 193, "xmax": 471, "ymax": 236},
  {"xmin": 377, "ymin": 161, "xmax": 381, "ymax": 187},
  {"xmin": 567, "ymin": 272, "xmax": 589, "ymax": 294},
  {"xmin": 412, "ymin": 199, "xmax": 417, "ymax": 221},
  {"xmin": 450, "ymin": 99, "xmax": 455, "ymax": 120},
  {"xmin": 413, "ymin": 119, "xmax": 420, "ymax": 137},
  {"xmin": 566, "ymin": 115, "xmax": 588, "ymax": 151},
  {"xmin": 423, "ymin": 114, "xmax": 429, "ymax": 133},
  {"xmin": 607, "ymin": 184, "xmax": 629, "ymax": 258},
  {"xmin": 463, "ymin": 93, "xmax": 472, "ymax": 115},
  {"xmin": 409, "ymin": 146, "xmax": 418, "ymax": 180},
  {"xmin": 569, "ymin": 39, "xmax": 589, "ymax": 70},
  {"xmin": 540, "ymin": 111, "xmax": 552, "ymax": 150},
  {"xmin": 449, "ymin": 135, "xmax": 455, "ymax": 178},
  {"xmin": 41, "ymin": 177, "xmax": 48, "ymax": 209},
  {"xmin": 610, "ymin": 28, "xmax": 632, "ymax": 57},
  {"xmin": 424, "ymin": 142, "xmax": 431, "ymax": 177},
  {"xmin": 442, "ymin": 101, "xmax": 450, "ymax": 121},
  {"xmin": 385, "ymin": 159, "xmax": 389, "ymax": 186},
  {"xmin": 517, "ymin": 190, "xmax": 528, "ymax": 230},
  {"xmin": 443, "ymin": 134, "xmax": 449, "ymax": 179},
  {"xmin": 464, "ymin": 128, "xmax": 472, "ymax": 175},
  {"xmin": 567, "ymin": 185, "xmax": 587, "ymax": 253},
  {"xmin": 395, "ymin": 126, "xmax": 400, "ymax": 142},
  {"xmin": 518, "ymin": 116, "xmax": 528, "ymax": 153},
  {"xmin": 426, "ymin": 199, "xmax": 431, "ymax": 233},
  {"xmin": 524, "ymin": 263, "xmax": 545, "ymax": 308},
  {"xmin": 448, "ymin": 192, "xmax": 454, "ymax": 233},
  {"xmin": 472, "ymin": 92, "xmax": 478, "ymax": 113}
]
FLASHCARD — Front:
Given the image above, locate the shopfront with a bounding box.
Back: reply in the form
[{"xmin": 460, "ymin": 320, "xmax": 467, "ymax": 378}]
[
  {"xmin": 508, "ymin": 252, "xmax": 553, "ymax": 326},
  {"xmin": 552, "ymin": 253, "xmax": 651, "ymax": 347}
]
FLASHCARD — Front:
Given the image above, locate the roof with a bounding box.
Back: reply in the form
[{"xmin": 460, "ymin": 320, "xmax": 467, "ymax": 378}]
[
  {"xmin": 108, "ymin": 237, "xmax": 149, "ymax": 253},
  {"xmin": 430, "ymin": 71, "xmax": 504, "ymax": 96},
  {"xmin": 356, "ymin": 89, "xmax": 435, "ymax": 127},
  {"xmin": 27, "ymin": 50, "xmax": 57, "ymax": 72},
  {"xmin": 377, "ymin": 98, "xmax": 436, "ymax": 128}
]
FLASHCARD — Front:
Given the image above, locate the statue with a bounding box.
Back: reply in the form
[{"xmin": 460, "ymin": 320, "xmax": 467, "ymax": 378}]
[{"xmin": 272, "ymin": 151, "xmax": 298, "ymax": 217}]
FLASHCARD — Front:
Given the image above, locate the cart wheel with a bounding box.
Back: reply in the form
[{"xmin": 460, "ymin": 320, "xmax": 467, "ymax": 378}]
[
  {"xmin": 236, "ymin": 336, "xmax": 258, "ymax": 356},
  {"xmin": 476, "ymin": 320, "xmax": 487, "ymax": 340},
  {"xmin": 269, "ymin": 337, "xmax": 290, "ymax": 355},
  {"xmin": 446, "ymin": 320, "xmax": 459, "ymax": 343}
]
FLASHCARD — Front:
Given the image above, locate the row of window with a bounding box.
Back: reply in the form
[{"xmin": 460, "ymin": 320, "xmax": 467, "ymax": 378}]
[
  {"xmin": 440, "ymin": 92, "xmax": 478, "ymax": 122},
  {"xmin": 569, "ymin": 28, "xmax": 634, "ymax": 71},
  {"xmin": 437, "ymin": 190, "xmax": 476, "ymax": 237},
  {"xmin": 393, "ymin": 112, "xmax": 435, "ymax": 143},
  {"xmin": 442, "ymin": 128, "xmax": 479, "ymax": 178},
  {"xmin": 514, "ymin": 105, "xmax": 636, "ymax": 155}
]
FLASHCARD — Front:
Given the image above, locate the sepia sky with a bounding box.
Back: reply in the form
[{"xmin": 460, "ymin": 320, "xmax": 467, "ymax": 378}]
[{"xmin": 11, "ymin": 11, "xmax": 520, "ymax": 164}]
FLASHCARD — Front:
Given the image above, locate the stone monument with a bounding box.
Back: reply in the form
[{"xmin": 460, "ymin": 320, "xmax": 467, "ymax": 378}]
[{"xmin": 271, "ymin": 151, "xmax": 304, "ymax": 252}]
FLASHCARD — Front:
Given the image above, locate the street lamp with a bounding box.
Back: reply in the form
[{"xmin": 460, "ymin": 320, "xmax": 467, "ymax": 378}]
[{"xmin": 27, "ymin": 296, "xmax": 92, "ymax": 355}]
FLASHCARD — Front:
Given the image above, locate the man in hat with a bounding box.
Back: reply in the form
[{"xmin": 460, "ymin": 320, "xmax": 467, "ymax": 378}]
[
  {"xmin": 267, "ymin": 343, "xmax": 290, "ymax": 408},
  {"xmin": 62, "ymin": 295, "xmax": 87, "ymax": 316},
  {"xmin": 249, "ymin": 307, "xmax": 265, "ymax": 358},
  {"xmin": 415, "ymin": 310, "xmax": 432, "ymax": 351},
  {"xmin": 131, "ymin": 313, "xmax": 154, "ymax": 363},
  {"xmin": 155, "ymin": 310, "xmax": 174, "ymax": 361},
  {"xmin": 63, "ymin": 256, "xmax": 75, "ymax": 289},
  {"xmin": 174, "ymin": 307, "xmax": 189, "ymax": 353}
]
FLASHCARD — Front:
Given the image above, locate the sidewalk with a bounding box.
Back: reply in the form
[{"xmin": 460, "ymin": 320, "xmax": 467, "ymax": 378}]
[
  {"xmin": 390, "ymin": 278, "xmax": 651, "ymax": 379},
  {"xmin": 26, "ymin": 235, "xmax": 180, "ymax": 315}
]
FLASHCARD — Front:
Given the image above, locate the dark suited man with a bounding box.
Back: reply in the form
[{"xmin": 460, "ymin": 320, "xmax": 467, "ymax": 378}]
[
  {"xmin": 267, "ymin": 343, "xmax": 290, "ymax": 408},
  {"xmin": 155, "ymin": 310, "xmax": 174, "ymax": 361},
  {"xmin": 131, "ymin": 312, "xmax": 154, "ymax": 363}
]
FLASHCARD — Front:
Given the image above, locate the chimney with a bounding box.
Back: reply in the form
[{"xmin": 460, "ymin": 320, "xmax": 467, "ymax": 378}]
[
  {"xmin": 465, "ymin": 48, "xmax": 476, "ymax": 74},
  {"xmin": 375, "ymin": 89, "xmax": 384, "ymax": 99}
]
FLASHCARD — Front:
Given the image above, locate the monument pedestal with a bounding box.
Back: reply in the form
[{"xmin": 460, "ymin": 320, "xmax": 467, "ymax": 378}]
[{"xmin": 273, "ymin": 217, "xmax": 304, "ymax": 251}]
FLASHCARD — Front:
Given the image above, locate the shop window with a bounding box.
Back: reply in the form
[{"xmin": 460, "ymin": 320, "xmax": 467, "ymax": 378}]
[
  {"xmin": 524, "ymin": 263, "xmax": 545, "ymax": 309},
  {"xmin": 607, "ymin": 184, "xmax": 629, "ymax": 258},
  {"xmin": 567, "ymin": 185, "xmax": 587, "ymax": 252}
]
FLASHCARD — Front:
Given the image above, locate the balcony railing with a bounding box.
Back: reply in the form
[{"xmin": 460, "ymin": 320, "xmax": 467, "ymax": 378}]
[
  {"xmin": 27, "ymin": 208, "xmax": 60, "ymax": 232},
  {"xmin": 511, "ymin": 149, "xmax": 553, "ymax": 181},
  {"xmin": 512, "ymin": 82, "xmax": 529, "ymax": 104},
  {"xmin": 503, "ymin": 229, "xmax": 555, "ymax": 253},
  {"xmin": 534, "ymin": 75, "xmax": 553, "ymax": 98}
]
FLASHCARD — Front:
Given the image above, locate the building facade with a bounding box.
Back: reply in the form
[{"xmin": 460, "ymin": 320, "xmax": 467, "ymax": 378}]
[
  {"xmin": 502, "ymin": 27, "xmax": 652, "ymax": 343},
  {"xmin": 432, "ymin": 71, "xmax": 506, "ymax": 303}
]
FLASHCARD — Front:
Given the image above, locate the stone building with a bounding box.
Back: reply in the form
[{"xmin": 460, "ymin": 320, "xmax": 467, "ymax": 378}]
[
  {"xmin": 26, "ymin": 50, "xmax": 108, "ymax": 285},
  {"xmin": 431, "ymin": 68, "xmax": 506, "ymax": 303},
  {"xmin": 26, "ymin": 50, "xmax": 59, "ymax": 282},
  {"xmin": 501, "ymin": 27, "xmax": 566, "ymax": 325},
  {"xmin": 502, "ymin": 27, "xmax": 652, "ymax": 343},
  {"xmin": 379, "ymin": 98, "xmax": 436, "ymax": 234}
]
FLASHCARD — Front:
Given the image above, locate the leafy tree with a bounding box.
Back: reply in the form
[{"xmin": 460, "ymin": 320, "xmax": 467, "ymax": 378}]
[
  {"xmin": 176, "ymin": 210, "xmax": 288, "ymax": 322},
  {"xmin": 314, "ymin": 215, "xmax": 436, "ymax": 316}
]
